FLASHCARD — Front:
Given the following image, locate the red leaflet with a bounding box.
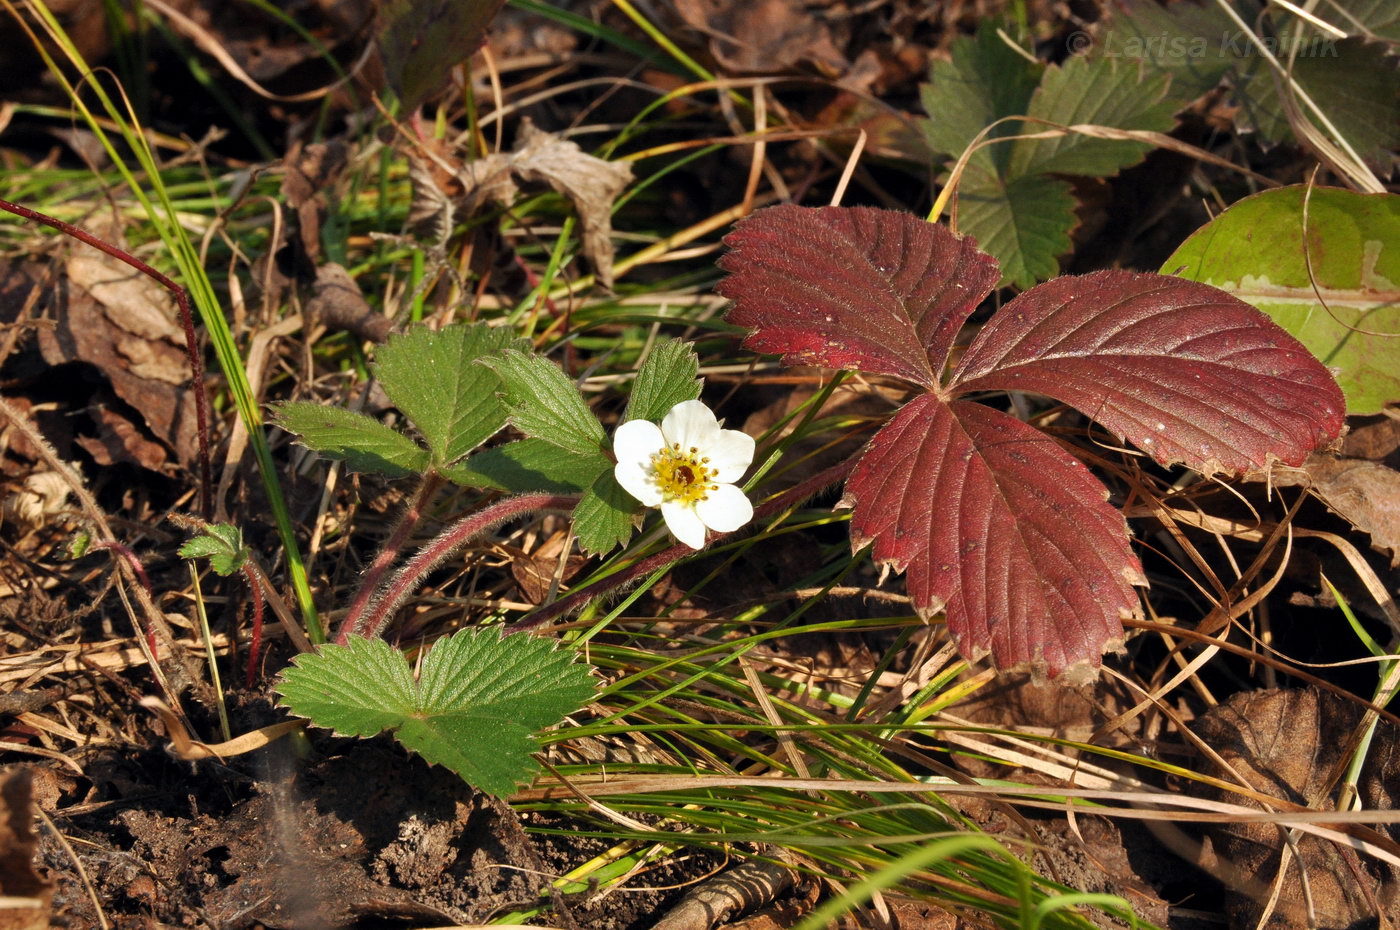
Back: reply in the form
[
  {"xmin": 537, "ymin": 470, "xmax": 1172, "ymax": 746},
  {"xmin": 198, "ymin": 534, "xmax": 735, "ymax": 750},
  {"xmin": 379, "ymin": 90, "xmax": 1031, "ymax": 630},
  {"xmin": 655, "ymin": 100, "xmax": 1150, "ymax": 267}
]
[
  {"xmin": 719, "ymin": 204, "xmax": 1000, "ymax": 388},
  {"xmin": 719, "ymin": 205, "xmax": 1344, "ymax": 676},
  {"xmin": 951, "ymin": 271, "xmax": 1344, "ymax": 474}
]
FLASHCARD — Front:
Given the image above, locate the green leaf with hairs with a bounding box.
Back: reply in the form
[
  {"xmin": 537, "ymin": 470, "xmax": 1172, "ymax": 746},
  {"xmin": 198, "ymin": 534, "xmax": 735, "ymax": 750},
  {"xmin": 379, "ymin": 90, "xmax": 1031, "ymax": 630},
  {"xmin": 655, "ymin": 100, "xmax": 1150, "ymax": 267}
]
[
  {"xmin": 624, "ymin": 339, "xmax": 703, "ymax": 424},
  {"xmin": 442, "ymin": 439, "xmax": 609, "ymax": 493},
  {"xmin": 573, "ymin": 470, "xmax": 640, "ymax": 555},
  {"xmin": 179, "ymin": 523, "xmax": 249, "ymax": 576},
  {"xmin": 276, "ymin": 629, "xmax": 595, "ymax": 797},
  {"xmin": 373, "ymin": 322, "xmax": 525, "ymax": 466},
  {"xmin": 271, "ymin": 402, "xmax": 431, "ymax": 478},
  {"xmin": 481, "ymin": 350, "xmax": 606, "ymax": 456}
]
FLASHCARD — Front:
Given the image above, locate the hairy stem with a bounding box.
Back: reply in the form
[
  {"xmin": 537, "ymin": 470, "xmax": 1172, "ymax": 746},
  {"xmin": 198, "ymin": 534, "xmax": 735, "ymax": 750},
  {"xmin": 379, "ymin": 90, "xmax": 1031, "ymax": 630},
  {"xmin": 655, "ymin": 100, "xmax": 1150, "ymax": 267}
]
[
  {"xmin": 241, "ymin": 562, "xmax": 266, "ymax": 687},
  {"xmin": 0, "ymin": 198, "xmax": 214, "ymax": 519},
  {"xmin": 353, "ymin": 493, "xmax": 579, "ymax": 641},
  {"xmin": 335, "ymin": 473, "xmax": 443, "ymax": 645},
  {"xmin": 509, "ymin": 458, "xmax": 857, "ymax": 633}
]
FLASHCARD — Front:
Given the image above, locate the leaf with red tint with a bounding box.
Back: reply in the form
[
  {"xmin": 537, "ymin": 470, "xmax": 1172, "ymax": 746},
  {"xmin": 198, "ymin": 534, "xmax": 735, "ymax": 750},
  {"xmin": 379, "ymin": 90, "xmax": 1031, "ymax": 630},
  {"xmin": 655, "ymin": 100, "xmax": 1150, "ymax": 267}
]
[
  {"xmin": 719, "ymin": 205, "xmax": 1344, "ymax": 675},
  {"xmin": 843, "ymin": 395, "xmax": 1143, "ymax": 675},
  {"xmin": 950, "ymin": 271, "xmax": 1346, "ymax": 474},
  {"xmin": 718, "ymin": 204, "xmax": 1000, "ymax": 389}
]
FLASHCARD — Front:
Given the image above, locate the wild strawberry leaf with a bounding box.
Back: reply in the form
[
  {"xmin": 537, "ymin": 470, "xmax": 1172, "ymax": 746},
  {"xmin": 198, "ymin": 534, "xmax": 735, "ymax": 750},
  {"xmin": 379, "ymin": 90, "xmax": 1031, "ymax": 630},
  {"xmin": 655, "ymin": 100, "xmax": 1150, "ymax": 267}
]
[
  {"xmin": 717, "ymin": 205, "xmax": 1000, "ymax": 388},
  {"xmin": 843, "ymin": 395, "xmax": 1143, "ymax": 675},
  {"xmin": 270, "ymin": 402, "xmax": 432, "ymax": 478},
  {"xmin": 953, "ymin": 172, "xmax": 1078, "ymax": 291},
  {"xmin": 277, "ymin": 629, "xmax": 595, "ymax": 797},
  {"xmin": 373, "ymin": 322, "xmax": 525, "ymax": 467},
  {"xmin": 720, "ymin": 205, "xmax": 1344, "ymax": 675},
  {"xmin": 950, "ymin": 271, "xmax": 1346, "ymax": 473}
]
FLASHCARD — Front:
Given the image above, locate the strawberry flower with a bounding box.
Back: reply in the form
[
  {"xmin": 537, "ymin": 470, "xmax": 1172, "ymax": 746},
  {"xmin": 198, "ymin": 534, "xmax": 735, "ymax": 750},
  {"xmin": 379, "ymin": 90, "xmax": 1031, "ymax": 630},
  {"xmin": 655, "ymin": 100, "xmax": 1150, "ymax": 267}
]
[{"xmin": 613, "ymin": 400, "xmax": 756, "ymax": 549}]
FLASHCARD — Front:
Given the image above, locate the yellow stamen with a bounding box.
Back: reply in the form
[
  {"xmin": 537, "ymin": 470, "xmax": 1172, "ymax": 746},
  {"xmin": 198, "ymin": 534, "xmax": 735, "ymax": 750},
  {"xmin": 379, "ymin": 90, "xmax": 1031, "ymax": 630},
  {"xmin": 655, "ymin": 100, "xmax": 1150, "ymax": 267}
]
[{"xmin": 651, "ymin": 445, "xmax": 714, "ymax": 505}]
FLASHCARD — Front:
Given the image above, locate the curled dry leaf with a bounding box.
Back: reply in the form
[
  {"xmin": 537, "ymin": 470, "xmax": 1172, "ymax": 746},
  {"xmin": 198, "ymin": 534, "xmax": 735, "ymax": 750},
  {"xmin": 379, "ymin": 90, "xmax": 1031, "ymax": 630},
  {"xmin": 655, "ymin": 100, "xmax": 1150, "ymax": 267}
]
[
  {"xmin": 36, "ymin": 248, "xmax": 199, "ymax": 467},
  {"xmin": 719, "ymin": 204, "xmax": 1344, "ymax": 676},
  {"xmin": 408, "ymin": 120, "xmax": 633, "ymax": 287},
  {"xmin": 1, "ymin": 469, "xmax": 72, "ymax": 529},
  {"xmin": 1269, "ymin": 454, "xmax": 1400, "ymax": 567}
]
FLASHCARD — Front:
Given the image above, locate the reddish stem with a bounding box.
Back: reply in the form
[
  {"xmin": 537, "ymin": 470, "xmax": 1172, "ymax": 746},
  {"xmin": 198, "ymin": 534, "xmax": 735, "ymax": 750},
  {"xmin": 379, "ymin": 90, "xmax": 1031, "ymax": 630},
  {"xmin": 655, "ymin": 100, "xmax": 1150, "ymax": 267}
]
[
  {"xmin": 0, "ymin": 198, "xmax": 213, "ymax": 520},
  {"xmin": 241, "ymin": 562, "xmax": 265, "ymax": 687},
  {"xmin": 508, "ymin": 457, "xmax": 858, "ymax": 633},
  {"xmin": 352, "ymin": 493, "xmax": 579, "ymax": 641},
  {"xmin": 335, "ymin": 474, "xmax": 443, "ymax": 644}
]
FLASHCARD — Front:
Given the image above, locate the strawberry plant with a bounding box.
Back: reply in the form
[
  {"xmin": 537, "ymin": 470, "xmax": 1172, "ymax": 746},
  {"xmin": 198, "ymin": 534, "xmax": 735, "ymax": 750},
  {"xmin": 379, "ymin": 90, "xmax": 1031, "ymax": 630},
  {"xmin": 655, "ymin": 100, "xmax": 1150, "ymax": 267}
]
[{"xmin": 718, "ymin": 204, "xmax": 1344, "ymax": 676}]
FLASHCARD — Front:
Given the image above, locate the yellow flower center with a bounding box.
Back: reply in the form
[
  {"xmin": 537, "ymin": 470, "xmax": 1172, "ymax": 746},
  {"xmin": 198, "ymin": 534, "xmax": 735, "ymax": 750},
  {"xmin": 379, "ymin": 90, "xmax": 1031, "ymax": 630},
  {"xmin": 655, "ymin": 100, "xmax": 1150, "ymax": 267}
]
[{"xmin": 651, "ymin": 442, "xmax": 717, "ymax": 505}]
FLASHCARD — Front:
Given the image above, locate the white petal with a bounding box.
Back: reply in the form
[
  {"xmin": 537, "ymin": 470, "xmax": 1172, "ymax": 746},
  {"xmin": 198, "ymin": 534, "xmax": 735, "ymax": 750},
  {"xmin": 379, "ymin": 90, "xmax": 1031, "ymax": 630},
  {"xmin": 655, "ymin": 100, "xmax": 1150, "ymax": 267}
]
[
  {"xmin": 661, "ymin": 500, "xmax": 708, "ymax": 549},
  {"xmin": 613, "ymin": 418, "xmax": 666, "ymax": 464},
  {"xmin": 614, "ymin": 459, "xmax": 663, "ymax": 507},
  {"xmin": 661, "ymin": 400, "xmax": 720, "ymax": 452},
  {"xmin": 695, "ymin": 483, "xmax": 753, "ymax": 533},
  {"xmin": 705, "ymin": 429, "xmax": 756, "ymax": 483}
]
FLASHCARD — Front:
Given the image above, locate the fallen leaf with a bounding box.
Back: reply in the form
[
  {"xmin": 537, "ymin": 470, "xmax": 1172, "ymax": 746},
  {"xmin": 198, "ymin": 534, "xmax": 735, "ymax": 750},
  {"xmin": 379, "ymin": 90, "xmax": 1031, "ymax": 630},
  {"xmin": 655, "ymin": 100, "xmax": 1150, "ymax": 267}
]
[
  {"xmin": 672, "ymin": 0, "xmax": 847, "ymax": 75},
  {"xmin": 409, "ymin": 119, "xmax": 634, "ymax": 287},
  {"xmin": 0, "ymin": 768, "xmax": 52, "ymax": 930},
  {"xmin": 36, "ymin": 248, "xmax": 199, "ymax": 467},
  {"xmin": 1271, "ymin": 454, "xmax": 1400, "ymax": 566},
  {"xmin": 281, "ymin": 141, "xmax": 348, "ymax": 265},
  {"xmin": 1193, "ymin": 689, "xmax": 1400, "ymax": 927},
  {"xmin": 306, "ymin": 263, "xmax": 392, "ymax": 345},
  {"xmin": 509, "ymin": 529, "xmax": 586, "ymax": 604}
]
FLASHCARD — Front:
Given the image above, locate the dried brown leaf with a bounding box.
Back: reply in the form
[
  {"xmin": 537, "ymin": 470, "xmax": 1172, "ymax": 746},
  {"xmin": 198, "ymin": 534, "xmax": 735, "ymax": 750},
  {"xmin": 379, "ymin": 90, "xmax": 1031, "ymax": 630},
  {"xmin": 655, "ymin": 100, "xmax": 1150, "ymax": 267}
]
[
  {"xmin": 0, "ymin": 768, "xmax": 52, "ymax": 930},
  {"xmin": 1266, "ymin": 454, "xmax": 1400, "ymax": 567},
  {"xmin": 1193, "ymin": 689, "xmax": 1400, "ymax": 927},
  {"xmin": 410, "ymin": 120, "xmax": 633, "ymax": 287}
]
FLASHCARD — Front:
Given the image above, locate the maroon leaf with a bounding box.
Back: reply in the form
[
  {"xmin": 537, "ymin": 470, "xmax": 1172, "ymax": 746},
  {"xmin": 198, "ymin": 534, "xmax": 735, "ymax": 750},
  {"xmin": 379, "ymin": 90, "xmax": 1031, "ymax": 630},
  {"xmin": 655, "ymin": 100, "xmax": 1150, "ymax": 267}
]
[
  {"xmin": 844, "ymin": 395, "xmax": 1143, "ymax": 675},
  {"xmin": 717, "ymin": 204, "xmax": 999, "ymax": 388},
  {"xmin": 719, "ymin": 205, "xmax": 1344, "ymax": 675},
  {"xmin": 951, "ymin": 271, "xmax": 1346, "ymax": 474}
]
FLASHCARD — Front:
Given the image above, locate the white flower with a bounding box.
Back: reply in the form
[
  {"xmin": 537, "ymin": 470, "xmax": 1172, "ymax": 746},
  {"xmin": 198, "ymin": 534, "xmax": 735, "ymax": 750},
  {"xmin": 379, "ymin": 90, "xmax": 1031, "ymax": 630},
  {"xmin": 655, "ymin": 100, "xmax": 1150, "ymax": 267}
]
[{"xmin": 613, "ymin": 400, "xmax": 756, "ymax": 549}]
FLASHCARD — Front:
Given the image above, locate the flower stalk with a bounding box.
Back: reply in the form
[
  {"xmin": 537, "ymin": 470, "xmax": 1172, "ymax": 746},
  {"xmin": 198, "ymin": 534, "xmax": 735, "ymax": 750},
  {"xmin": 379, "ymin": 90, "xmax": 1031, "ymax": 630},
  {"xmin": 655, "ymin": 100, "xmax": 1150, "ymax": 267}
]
[{"xmin": 350, "ymin": 493, "xmax": 579, "ymax": 641}]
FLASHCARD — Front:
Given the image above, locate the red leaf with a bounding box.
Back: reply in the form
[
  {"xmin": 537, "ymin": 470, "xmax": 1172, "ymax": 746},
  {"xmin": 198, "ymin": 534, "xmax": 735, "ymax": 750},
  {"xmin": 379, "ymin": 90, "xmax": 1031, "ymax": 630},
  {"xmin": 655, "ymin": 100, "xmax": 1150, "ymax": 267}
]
[
  {"xmin": 844, "ymin": 395, "xmax": 1143, "ymax": 675},
  {"xmin": 717, "ymin": 204, "xmax": 999, "ymax": 388},
  {"xmin": 719, "ymin": 206, "xmax": 1344, "ymax": 675},
  {"xmin": 951, "ymin": 271, "xmax": 1345, "ymax": 473}
]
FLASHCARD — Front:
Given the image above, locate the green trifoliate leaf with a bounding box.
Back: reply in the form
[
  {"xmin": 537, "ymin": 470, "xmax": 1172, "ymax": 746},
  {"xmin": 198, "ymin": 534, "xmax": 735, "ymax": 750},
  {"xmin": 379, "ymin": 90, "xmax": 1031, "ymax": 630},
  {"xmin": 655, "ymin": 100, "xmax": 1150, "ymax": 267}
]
[
  {"xmin": 373, "ymin": 322, "xmax": 525, "ymax": 466},
  {"xmin": 481, "ymin": 350, "xmax": 606, "ymax": 456},
  {"xmin": 920, "ymin": 23, "xmax": 1041, "ymax": 179},
  {"xmin": 920, "ymin": 24, "xmax": 1179, "ymax": 288},
  {"xmin": 1009, "ymin": 55, "xmax": 1176, "ymax": 178},
  {"xmin": 572, "ymin": 470, "xmax": 640, "ymax": 555},
  {"xmin": 179, "ymin": 523, "xmax": 249, "ymax": 576},
  {"xmin": 624, "ymin": 339, "xmax": 702, "ymax": 424},
  {"xmin": 956, "ymin": 172, "xmax": 1078, "ymax": 290},
  {"xmin": 441, "ymin": 439, "xmax": 609, "ymax": 493},
  {"xmin": 276, "ymin": 628, "xmax": 595, "ymax": 797},
  {"xmin": 271, "ymin": 402, "xmax": 431, "ymax": 478}
]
